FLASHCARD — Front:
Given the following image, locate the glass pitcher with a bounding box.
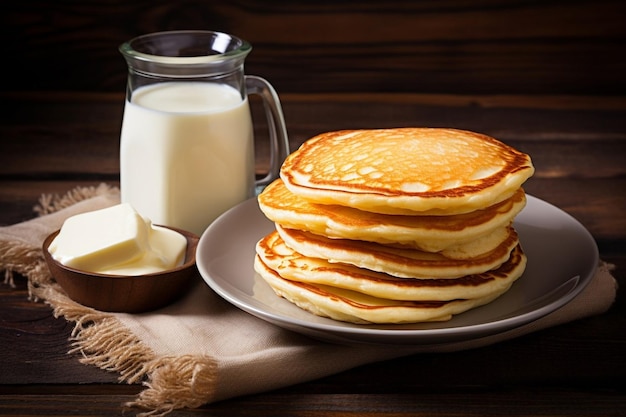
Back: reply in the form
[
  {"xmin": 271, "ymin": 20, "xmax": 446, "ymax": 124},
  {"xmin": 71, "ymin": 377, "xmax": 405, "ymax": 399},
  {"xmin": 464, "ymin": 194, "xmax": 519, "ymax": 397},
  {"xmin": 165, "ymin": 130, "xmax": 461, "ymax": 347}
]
[{"xmin": 119, "ymin": 30, "xmax": 289, "ymax": 236}]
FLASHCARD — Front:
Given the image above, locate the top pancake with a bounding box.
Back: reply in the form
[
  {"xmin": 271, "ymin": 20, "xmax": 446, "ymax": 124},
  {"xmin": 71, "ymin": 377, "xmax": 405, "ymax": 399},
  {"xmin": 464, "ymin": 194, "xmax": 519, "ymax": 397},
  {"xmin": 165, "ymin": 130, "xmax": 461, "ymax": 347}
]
[{"xmin": 280, "ymin": 128, "xmax": 534, "ymax": 215}]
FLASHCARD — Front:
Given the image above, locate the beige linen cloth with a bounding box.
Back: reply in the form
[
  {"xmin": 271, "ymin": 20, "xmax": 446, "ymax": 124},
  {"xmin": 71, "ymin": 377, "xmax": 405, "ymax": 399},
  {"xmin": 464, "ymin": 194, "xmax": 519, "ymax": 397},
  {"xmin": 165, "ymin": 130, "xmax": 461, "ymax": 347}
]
[{"xmin": 0, "ymin": 184, "xmax": 618, "ymax": 416}]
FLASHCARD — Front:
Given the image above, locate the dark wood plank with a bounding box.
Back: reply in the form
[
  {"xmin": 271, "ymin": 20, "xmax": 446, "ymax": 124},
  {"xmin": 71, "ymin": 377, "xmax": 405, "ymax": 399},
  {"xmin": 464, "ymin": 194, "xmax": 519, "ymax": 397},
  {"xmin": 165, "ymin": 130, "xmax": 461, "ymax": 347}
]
[
  {"xmin": 0, "ymin": 276, "xmax": 122, "ymax": 385},
  {"xmin": 1, "ymin": 390, "xmax": 625, "ymax": 416},
  {"xmin": 4, "ymin": 1, "xmax": 626, "ymax": 94},
  {"xmin": 0, "ymin": 181, "xmax": 120, "ymax": 226}
]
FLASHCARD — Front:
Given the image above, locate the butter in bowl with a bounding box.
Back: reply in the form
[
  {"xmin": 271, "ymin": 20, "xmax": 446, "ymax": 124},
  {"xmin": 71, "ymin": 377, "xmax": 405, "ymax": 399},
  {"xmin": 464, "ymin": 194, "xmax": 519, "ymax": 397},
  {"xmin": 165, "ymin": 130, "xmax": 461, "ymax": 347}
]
[{"xmin": 42, "ymin": 203, "xmax": 199, "ymax": 313}]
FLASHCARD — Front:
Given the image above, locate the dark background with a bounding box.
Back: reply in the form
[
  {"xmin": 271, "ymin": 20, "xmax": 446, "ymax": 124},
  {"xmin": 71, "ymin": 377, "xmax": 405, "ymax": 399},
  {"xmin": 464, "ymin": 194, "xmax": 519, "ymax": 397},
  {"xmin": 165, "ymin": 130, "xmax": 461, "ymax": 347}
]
[{"xmin": 3, "ymin": 0, "xmax": 626, "ymax": 96}]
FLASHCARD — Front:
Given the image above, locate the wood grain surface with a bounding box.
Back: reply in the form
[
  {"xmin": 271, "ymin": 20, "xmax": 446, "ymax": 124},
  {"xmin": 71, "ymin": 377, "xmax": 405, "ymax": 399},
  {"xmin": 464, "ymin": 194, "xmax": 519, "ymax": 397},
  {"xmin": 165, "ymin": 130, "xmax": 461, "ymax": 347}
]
[{"xmin": 5, "ymin": 1, "xmax": 626, "ymax": 94}]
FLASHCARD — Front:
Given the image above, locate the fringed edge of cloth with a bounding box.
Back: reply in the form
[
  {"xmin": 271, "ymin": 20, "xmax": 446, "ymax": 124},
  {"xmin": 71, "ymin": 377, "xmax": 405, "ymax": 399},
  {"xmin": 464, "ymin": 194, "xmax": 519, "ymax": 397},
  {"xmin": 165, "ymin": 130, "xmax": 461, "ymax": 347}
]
[
  {"xmin": 36, "ymin": 281, "xmax": 218, "ymax": 417},
  {"xmin": 126, "ymin": 355, "xmax": 218, "ymax": 416},
  {"xmin": 33, "ymin": 183, "xmax": 119, "ymax": 216},
  {"xmin": 0, "ymin": 183, "xmax": 218, "ymax": 416},
  {"xmin": 1, "ymin": 240, "xmax": 51, "ymax": 295}
]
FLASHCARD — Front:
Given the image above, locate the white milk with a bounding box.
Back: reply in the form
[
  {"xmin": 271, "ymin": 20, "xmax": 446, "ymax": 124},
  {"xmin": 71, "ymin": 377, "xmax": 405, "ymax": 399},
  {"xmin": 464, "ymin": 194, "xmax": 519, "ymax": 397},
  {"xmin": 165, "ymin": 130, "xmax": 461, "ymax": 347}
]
[{"xmin": 120, "ymin": 82, "xmax": 254, "ymax": 236}]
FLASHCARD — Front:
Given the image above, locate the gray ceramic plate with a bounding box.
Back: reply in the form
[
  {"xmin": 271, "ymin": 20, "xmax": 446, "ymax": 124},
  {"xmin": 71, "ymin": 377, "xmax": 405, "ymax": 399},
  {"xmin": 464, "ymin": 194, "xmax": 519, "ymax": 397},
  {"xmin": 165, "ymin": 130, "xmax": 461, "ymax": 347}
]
[{"xmin": 196, "ymin": 195, "xmax": 598, "ymax": 345}]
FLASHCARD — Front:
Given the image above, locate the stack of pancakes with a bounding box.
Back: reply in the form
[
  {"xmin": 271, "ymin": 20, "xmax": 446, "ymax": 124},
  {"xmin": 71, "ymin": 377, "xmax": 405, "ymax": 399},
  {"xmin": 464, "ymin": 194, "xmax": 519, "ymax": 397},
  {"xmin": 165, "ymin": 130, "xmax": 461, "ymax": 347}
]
[{"xmin": 254, "ymin": 128, "xmax": 534, "ymax": 324}]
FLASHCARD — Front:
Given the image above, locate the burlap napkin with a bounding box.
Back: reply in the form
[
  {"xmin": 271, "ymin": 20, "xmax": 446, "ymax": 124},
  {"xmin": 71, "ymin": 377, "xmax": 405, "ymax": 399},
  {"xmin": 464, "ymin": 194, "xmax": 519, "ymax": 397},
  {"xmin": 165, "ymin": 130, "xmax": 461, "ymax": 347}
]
[{"xmin": 0, "ymin": 184, "xmax": 618, "ymax": 416}]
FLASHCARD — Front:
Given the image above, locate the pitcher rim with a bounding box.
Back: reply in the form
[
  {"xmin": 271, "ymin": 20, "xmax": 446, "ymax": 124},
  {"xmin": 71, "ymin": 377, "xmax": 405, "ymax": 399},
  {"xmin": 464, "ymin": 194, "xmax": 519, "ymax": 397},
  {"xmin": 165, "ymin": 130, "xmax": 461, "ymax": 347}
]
[{"xmin": 119, "ymin": 30, "xmax": 252, "ymax": 65}]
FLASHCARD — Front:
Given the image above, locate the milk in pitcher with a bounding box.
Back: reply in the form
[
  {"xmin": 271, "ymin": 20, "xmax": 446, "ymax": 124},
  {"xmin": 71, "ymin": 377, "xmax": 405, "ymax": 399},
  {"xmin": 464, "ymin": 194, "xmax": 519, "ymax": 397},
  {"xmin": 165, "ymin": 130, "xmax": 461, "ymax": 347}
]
[{"xmin": 120, "ymin": 82, "xmax": 254, "ymax": 236}]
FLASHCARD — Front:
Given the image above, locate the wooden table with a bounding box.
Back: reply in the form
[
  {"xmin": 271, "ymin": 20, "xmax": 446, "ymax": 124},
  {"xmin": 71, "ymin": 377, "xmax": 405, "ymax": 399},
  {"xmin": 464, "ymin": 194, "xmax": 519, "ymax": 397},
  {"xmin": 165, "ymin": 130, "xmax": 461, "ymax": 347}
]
[{"xmin": 0, "ymin": 91, "xmax": 625, "ymax": 416}]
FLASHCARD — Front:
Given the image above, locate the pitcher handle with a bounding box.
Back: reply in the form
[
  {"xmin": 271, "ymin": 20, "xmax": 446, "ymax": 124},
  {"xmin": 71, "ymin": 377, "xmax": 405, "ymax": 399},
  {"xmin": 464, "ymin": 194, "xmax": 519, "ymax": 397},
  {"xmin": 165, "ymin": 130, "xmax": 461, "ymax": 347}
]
[{"xmin": 245, "ymin": 75, "xmax": 290, "ymax": 189}]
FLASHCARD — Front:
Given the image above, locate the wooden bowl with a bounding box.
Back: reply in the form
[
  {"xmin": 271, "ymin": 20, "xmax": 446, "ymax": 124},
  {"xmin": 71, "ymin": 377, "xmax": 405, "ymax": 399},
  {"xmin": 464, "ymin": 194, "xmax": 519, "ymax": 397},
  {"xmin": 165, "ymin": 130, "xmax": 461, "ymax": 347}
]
[{"xmin": 42, "ymin": 226, "xmax": 199, "ymax": 313}]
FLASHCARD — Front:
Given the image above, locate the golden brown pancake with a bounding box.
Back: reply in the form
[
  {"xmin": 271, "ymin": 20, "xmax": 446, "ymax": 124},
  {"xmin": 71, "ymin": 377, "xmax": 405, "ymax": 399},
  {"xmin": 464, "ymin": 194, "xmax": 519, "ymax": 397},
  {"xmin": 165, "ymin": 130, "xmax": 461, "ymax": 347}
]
[
  {"xmin": 280, "ymin": 128, "xmax": 534, "ymax": 216},
  {"xmin": 254, "ymin": 243, "xmax": 526, "ymax": 324},
  {"xmin": 255, "ymin": 127, "xmax": 534, "ymax": 324},
  {"xmin": 276, "ymin": 224, "xmax": 519, "ymax": 279},
  {"xmin": 258, "ymin": 178, "xmax": 526, "ymax": 256},
  {"xmin": 256, "ymin": 230, "xmax": 525, "ymax": 301}
]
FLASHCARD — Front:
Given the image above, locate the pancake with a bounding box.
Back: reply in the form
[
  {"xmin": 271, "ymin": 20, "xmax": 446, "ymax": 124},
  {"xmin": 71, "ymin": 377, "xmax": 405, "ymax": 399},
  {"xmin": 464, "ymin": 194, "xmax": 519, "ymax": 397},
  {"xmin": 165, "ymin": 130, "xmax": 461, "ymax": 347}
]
[
  {"xmin": 280, "ymin": 128, "xmax": 534, "ymax": 216},
  {"xmin": 275, "ymin": 224, "xmax": 519, "ymax": 279},
  {"xmin": 256, "ymin": 230, "xmax": 526, "ymax": 301},
  {"xmin": 258, "ymin": 178, "xmax": 527, "ymax": 256},
  {"xmin": 254, "ymin": 244, "xmax": 526, "ymax": 324}
]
